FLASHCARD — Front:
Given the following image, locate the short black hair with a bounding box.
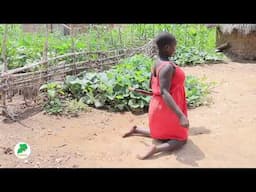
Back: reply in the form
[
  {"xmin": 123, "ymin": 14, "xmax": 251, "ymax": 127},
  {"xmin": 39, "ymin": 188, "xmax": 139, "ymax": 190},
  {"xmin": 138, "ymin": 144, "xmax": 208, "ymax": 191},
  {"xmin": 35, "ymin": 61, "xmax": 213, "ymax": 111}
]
[{"xmin": 155, "ymin": 32, "xmax": 177, "ymax": 51}]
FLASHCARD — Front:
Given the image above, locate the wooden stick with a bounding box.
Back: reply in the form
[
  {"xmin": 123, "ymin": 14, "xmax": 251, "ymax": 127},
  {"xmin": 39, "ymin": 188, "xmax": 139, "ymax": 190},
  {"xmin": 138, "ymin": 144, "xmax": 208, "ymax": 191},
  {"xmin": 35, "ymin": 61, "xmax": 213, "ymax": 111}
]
[
  {"xmin": 62, "ymin": 24, "xmax": 71, "ymax": 30},
  {"xmin": 128, "ymin": 87, "xmax": 153, "ymax": 96}
]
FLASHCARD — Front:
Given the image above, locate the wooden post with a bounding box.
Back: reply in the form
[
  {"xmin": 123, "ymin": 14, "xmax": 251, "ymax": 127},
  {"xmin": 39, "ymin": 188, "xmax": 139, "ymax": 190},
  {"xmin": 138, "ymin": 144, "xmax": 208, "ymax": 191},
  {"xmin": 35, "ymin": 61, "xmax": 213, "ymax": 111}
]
[
  {"xmin": 110, "ymin": 30, "xmax": 114, "ymax": 48},
  {"xmin": 1, "ymin": 24, "xmax": 8, "ymax": 115},
  {"xmin": 43, "ymin": 24, "xmax": 49, "ymax": 82},
  {"xmin": 152, "ymin": 24, "xmax": 155, "ymax": 37},
  {"xmin": 185, "ymin": 24, "xmax": 188, "ymax": 47},
  {"xmin": 43, "ymin": 24, "xmax": 49, "ymax": 61},
  {"xmin": 118, "ymin": 26, "xmax": 122, "ymax": 48},
  {"xmin": 143, "ymin": 24, "xmax": 146, "ymax": 40},
  {"xmin": 88, "ymin": 25, "xmax": 91, "ymax": 51},
  {"xmin": 50, "ymin": 24, "xmax": 53, "ymax": 33},
  {"xmin": 63, "ymin": 24, "xmax": 71, "ymax": 35},
  {"xmin": 198, "ymin": 24, "xmax": 201, "ymax": 52},
  {"xmin": 70, "ymin": 24, "xmax": 77, "ymax": 75},
  {"xmin": 131, "ymin": 25, "xmax": 134, "ymax": 46}
]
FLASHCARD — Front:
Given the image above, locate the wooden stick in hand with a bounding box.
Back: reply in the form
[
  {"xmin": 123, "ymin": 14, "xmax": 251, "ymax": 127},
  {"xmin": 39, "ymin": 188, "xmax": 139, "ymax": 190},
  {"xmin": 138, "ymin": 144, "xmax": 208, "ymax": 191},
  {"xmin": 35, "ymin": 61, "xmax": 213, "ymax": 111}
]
[{"xmin": 128, "ymin": 87, "xmax": 153, "ymax": 96}]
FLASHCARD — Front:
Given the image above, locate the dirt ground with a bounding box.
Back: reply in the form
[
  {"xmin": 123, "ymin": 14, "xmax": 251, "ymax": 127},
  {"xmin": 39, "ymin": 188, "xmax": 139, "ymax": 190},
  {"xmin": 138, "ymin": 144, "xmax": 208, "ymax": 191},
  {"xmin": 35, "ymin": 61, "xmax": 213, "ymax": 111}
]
[{"xmin": 0, "ymin": 62, "xmax": 256, "ymax": 168}]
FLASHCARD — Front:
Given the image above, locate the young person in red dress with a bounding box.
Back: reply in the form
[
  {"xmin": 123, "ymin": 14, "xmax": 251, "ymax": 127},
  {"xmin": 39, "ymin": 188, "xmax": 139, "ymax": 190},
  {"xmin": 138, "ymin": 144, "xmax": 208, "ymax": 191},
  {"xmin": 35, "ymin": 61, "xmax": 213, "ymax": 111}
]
[{"xmin": 123, "ymin": 32, "xmax": 189, "ymax": 160}]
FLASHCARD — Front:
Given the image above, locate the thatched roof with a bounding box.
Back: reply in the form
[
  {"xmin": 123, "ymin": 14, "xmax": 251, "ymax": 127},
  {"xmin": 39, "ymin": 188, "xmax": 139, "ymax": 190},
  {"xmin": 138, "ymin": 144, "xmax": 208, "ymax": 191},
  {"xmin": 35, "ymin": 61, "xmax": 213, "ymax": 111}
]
[{"xmin": 206, "ymin": 24, "xmax": 256, "ymax": 35}]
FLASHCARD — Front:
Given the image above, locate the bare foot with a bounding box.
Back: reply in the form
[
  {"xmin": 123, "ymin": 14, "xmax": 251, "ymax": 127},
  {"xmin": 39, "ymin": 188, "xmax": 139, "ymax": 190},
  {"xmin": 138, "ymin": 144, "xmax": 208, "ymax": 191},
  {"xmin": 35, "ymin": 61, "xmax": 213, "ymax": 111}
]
[
  {"xmin": 136, "ymin": 145, "xmax": 157, "ymax": 160},
  {"xmin": 122, "ymin": 126, "xmax": 137, "ymax": 138}
]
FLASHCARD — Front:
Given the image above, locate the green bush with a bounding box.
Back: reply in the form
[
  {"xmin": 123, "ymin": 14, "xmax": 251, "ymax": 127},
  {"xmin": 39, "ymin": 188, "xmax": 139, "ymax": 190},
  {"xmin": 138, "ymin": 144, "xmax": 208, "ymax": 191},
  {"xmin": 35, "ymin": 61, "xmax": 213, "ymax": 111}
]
[
  {"xmin": 64, "ymin": 99, "xmax": 90, "ymax": 116},
  {"xmin": 185, "ymin": 75, "xmax": 216, "ymax": 108},
  {"xmin": 40, "ymin": 82, "xmax": 65, "ymax": 115}
]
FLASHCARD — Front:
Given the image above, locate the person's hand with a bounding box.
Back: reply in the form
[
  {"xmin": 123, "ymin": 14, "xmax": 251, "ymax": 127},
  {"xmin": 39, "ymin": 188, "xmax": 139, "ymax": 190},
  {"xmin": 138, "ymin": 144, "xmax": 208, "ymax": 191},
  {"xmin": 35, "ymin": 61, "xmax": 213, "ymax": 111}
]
[{"xmin": 179, "ymin": 115, "xmax": 189, "ymax": 128}]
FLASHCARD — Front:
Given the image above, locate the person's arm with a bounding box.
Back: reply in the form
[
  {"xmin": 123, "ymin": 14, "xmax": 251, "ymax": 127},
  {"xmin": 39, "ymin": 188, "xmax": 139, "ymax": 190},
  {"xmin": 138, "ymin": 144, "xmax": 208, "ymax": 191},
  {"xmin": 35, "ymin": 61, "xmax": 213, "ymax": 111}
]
[{"xmin": 159, "ymin": 64, "xmax": 189, "ymax": 128}]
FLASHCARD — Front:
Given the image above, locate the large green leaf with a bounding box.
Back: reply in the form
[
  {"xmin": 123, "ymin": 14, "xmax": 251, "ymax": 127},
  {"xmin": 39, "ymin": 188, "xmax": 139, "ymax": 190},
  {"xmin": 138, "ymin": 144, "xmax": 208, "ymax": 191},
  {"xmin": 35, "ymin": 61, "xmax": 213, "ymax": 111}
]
[{"xmin": 47, "ymin": 89, "xmax": 56, "ymax": 98}]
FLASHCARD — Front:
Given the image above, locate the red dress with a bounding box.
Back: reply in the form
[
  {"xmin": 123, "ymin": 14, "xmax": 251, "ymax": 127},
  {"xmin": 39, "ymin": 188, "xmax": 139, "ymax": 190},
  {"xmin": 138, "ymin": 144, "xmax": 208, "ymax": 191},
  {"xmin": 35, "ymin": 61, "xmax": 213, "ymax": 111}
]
[{"xmin": 148, "ymin": 61, "xmax": 188, "ymax": 141}]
